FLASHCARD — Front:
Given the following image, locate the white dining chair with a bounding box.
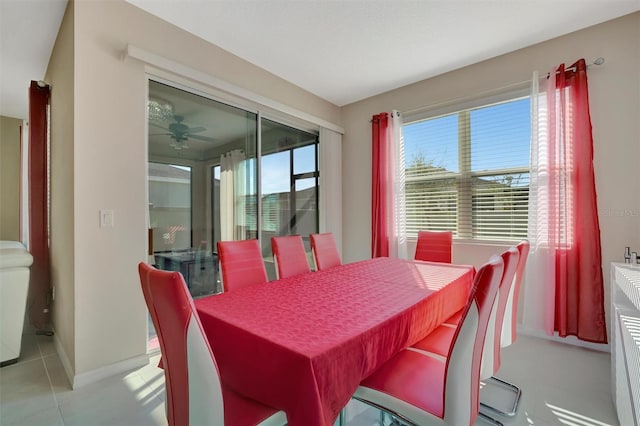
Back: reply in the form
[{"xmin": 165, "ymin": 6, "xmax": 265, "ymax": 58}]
[
  {"xmin": 138, "ymin": 262, "xmax": 287, "ymax": 426},
  {"xmin": 218, "ymin": 239, "xmax": 268, "ymax": 292},
  {"xmin": 352, "ymin": 255, "xmax": 504, "ymax": 426},
  {"xmin": 310, "ymin": 232, "xmax": 341, "ymax": 271},
  {"xmin": 271, "ymin": 235, "xmax": 310, "ymax": 279}
]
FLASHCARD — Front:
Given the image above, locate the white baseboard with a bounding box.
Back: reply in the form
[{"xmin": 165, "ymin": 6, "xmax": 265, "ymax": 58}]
[
  {"xmin": 53, "ymin": 332, "xmax": 74, "ymax": 387},
  {"xmin": 517, "ymin": 324, "xmax": 610, "ymax": 353},
  {"xmin": 53, "ymin": 331, "xmax": 151, "ymax": 389},
  {"xmin": 72, "ymin": 353, "xmax": 150, "ymax": 389}
]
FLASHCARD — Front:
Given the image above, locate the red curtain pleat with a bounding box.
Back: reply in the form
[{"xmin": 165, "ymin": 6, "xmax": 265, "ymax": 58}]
[
  {"xmin": 371, "ymin": 113, "xmax": 390, "ymax": 258},
  {"xmin": 28, "ymin": 80, "xmax": 51, "ymax": 329},
  {"xmin": 552, "ymin": 60, "xmax": 607, "ymax": 343}
]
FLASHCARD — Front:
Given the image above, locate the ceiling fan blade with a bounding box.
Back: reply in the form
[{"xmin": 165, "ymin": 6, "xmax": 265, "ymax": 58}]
[
  {"xmin": 149, "ymin": 122, "xmax": 170, "ymax": 130},
  {"xmin": 188, "ymin": 134, "xmax": 216, "ymax": 142},
  {"xmin": 150, "ymin": 116, "xmax": 209, "ymax": 142}
]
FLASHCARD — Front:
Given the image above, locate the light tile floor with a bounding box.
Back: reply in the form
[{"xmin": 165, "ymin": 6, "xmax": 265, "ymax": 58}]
[{"xmin": 0, "ymin": 332, "xmax": 619, "ymax": 426}]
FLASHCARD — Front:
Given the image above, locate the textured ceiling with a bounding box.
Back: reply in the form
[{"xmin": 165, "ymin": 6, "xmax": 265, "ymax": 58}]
[
  {"xmin": 1, "ymin": 0, "xmax": 639, "ymax": 120},
  {"xmin": 125, "ymin": 0, "xmax": 640, "ymax": 106}
]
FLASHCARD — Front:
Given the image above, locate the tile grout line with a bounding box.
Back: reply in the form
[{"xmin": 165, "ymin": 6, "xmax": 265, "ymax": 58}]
[{"xmin": 37, "ymin": 338, "xmax": 66, "ymax": 425}]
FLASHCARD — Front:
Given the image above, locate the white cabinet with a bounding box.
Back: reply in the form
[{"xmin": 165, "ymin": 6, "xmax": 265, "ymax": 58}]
[{"xmin": 611, "ymin": 263, "xmax": 640, "ymax": 425}]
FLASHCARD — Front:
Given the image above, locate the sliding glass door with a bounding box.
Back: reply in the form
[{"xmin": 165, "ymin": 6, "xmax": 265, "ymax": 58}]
[
  {"xmin": 260, "ymin": 118, "xmax": 318, "ymax": 279},
  {"xmin": 147, "ymin": 80, "xmax": 319, "ymax": 292},
  {"xmin": 148, "ymin": 80, "xmax": 258, "ymax": 301}
]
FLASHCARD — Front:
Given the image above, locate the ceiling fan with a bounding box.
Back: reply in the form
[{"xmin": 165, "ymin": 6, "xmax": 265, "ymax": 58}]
[{"xmin": 150, "ymin": 115, "xmax": 215, "ymax": 150}]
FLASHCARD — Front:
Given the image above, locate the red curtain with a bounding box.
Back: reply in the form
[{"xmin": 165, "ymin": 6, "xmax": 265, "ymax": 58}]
[
  {"xmin": 371, "ymin": 113, "xmax": 390, "ymax": 258},
  {"xmin": 550, "ymin": 60, "xmax": 607, "ymax": 343},
  {"xmin": 28, "ymin": 81, "xmax": 51, "ymax": 329}
]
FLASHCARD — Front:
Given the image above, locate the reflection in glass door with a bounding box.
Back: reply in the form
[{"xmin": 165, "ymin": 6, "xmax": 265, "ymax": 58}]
[
  {"xmin": 260, "ymin": 118, "xmax": 319, "ymax": 279},
  {"xmin": 148, "ymin": 80, "xmax": 257, "ymax": 306},
  {"xmin": 147, "ymin": 161, "xmax": 192, "ymax": 352},
  {"xmin": 148, "ymin": 162, "xmax": 192, "ymax": 252}
]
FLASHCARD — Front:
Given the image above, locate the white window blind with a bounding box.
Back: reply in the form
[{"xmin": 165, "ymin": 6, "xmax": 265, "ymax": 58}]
[{"xmin": 403, "ymin": 95, "xmax": 530, "ymax": 242}]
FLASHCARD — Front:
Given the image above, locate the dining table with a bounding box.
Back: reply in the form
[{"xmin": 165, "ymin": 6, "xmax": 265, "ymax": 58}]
[{"xmin": 195, "ymin": 256, "xmax": 474, "ymax": 426}]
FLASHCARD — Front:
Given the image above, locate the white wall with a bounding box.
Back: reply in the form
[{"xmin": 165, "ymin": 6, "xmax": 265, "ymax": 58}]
[
  {"xmin": 46, "ymin": 2, "xmax": 639, "ymax": 378},
  {"xmin": 0, "ymin": 115, "xmax": 22, "ymax": 241},
  {"xmin": 50, "ymin": 0, "xmax": 341, "ymax": 380},
  {"xmin": 341, "ymin": 12, "xmax": 640, "ymax": 340},
  {"xmin": 46, "ymin": 0, "xmax": 75, "ymax": 369}
]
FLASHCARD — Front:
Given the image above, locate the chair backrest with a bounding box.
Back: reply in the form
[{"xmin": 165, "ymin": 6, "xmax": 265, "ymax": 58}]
[
  {"xmin": 138, "ymin": 262, "xmax": 224, "ymax": 426},
  {"xmin": 271, "ymin": 235, "xmax": 310, "ymax": 279},
  {"xmin": 309, "ymin": 233, "xmax": 341, "ymax": 271},
  {"xmin": 217, "ymin": 239, "xmax": 268, "ymax": 292},
  {"xmin": 483, "ymin": 246, "xmax": 519, "ymax": 378},
  {"xmin": 414, "ymin": 230, "xmax": 453, "ymax": 263},
  {"xmin": 502, "ymin": 239, "xmax": 530, "ymax": 347},
  {"xmin": 442, "ymin": 255, "xmax": 503, "ymax": 426}
]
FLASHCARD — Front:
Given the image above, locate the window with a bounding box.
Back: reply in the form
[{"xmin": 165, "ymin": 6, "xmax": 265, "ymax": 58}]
[{"xmin": 403, "ymin": 95, "xmax": 530, "ymax": 242}]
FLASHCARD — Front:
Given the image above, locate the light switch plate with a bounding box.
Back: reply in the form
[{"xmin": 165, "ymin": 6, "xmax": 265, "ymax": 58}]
[{"xmin": 100, "ymin": 209, "xmax": 114, "ymax": 228}]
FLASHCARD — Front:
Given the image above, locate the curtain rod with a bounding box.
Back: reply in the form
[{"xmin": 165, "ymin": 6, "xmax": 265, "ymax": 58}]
[
  {"xmin": 387, "ymin": 57, "xmax": 606, "ymax": 120},
  {"xmin": 546, "ymin": 57, "xmax": 605, "ymax": 78},
  {"xmin": 369, "ymin": 111, "xmax": 401, "ymax": 122}
]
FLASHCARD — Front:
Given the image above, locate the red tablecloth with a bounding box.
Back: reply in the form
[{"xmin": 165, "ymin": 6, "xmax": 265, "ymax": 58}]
[{"xmin": 195, "ymin": 257, "xmax": 473, "ymax": 426}]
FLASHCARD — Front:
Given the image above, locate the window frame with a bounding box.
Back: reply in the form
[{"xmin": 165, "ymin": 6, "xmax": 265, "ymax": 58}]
[{"xmin": 403, "ymin": 86, "xmax": 531, "ymax": 244}]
